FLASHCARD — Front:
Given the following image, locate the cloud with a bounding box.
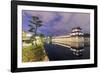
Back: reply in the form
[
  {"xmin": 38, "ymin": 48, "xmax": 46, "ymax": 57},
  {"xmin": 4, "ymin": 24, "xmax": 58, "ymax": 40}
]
[
  {"xmin": 22, "ymin": 10, "xmax": 90, "ymax": 36},
  {"xmin": 23, "ymin": 10, "xmax": 57, "ymax": 24}
]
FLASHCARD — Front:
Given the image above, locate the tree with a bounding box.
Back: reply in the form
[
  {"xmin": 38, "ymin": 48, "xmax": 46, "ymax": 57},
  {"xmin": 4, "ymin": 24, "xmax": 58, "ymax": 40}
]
[{"xmin": 28, "ymin": 16, "xmax": 43, "ymax": 46}]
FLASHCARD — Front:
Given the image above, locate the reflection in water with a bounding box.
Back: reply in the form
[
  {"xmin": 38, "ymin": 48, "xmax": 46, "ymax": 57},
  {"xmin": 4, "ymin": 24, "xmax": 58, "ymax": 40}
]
[
  {"xmin": 50, "ymin": 37, "xmax": 90, "ymax": 56},
  {"xmin": 51, "ymin": 36, "xmax": 90, "ymax": 56},
  {"xmin": 68, "ymin": 40, "xmax": 90, "ymax": 56},
  {"xmin": 69, "ymin": 42, "xmax": 85, "ymax": 56},
  {"xmin": 45, "ymin": 27, "xmax": 90, "ymax": 59},
  {"xmin": 44, "ymin": 35, "xmax": 90, "ymax": 60}
]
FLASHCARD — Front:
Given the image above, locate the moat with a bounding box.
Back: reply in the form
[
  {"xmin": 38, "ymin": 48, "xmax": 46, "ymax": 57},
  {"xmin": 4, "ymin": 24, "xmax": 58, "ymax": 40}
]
[{"xmin": 44, "ymin": 43, "xmax": 90, "ymax": 61}]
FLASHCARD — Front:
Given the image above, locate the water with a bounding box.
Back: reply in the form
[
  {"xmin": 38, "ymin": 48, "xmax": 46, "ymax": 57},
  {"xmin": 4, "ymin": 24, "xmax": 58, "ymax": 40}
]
[{"xmin": 44, "ymin": 42, "xmax": 90, "ymax": 61}]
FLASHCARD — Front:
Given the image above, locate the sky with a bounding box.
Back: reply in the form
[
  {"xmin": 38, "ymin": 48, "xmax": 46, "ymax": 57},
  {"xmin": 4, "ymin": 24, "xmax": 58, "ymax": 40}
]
[{"xmin": 22, "ymin": 10, "xmax": 90, "ymax": 36}]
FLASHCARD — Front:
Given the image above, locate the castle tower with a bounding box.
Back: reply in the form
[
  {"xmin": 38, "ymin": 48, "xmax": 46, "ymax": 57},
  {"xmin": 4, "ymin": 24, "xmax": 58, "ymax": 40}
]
[
  {"xmin": 70, "ymin": 27, "xmax": 84, "ymax": 36},
  {"xmin": 69, "ymin": 27, "xmax": 84, "ymax": 48}
]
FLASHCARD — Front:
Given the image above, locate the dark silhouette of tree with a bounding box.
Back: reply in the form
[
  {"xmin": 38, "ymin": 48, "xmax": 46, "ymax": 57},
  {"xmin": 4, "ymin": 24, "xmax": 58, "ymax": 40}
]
[{"xmin": 28, "ymin": 16, "xmax": 43, "ymax": 46}]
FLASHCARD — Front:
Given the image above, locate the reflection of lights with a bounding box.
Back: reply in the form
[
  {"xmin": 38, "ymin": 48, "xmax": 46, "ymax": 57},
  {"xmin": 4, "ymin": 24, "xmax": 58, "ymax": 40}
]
[
  {"xmin": 70, "ymin": 48, "xmax": 84, "ymax": 56},
  {"xmin": 70, "ymin": 48, "xmax": 84, "ymax": 52},
  {"xmin": 73, "ymin": 51, "xmax": 82, "ymax": 56},
  {"xmin": 27, "ymin": 33, "xmax": 32, "ymax": 37}
]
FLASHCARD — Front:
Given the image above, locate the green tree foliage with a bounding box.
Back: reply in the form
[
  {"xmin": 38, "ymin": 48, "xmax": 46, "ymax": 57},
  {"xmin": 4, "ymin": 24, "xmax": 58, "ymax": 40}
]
[{"xmin": 28, "ymin": 16, "xmax": 43, "ymax": 46}]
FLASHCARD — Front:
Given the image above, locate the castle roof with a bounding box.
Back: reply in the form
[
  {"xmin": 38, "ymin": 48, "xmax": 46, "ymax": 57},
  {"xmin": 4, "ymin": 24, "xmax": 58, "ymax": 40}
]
[{"xmin": 72, "ymin": 27, "xmax": 82, "ymax": 30}]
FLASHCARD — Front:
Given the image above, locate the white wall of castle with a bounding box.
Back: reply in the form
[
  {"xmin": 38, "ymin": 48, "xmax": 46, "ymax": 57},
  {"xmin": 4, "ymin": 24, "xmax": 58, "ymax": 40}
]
[{"xmin": 52, "ymin": 36, "xmax": 87, "ymax": 46}]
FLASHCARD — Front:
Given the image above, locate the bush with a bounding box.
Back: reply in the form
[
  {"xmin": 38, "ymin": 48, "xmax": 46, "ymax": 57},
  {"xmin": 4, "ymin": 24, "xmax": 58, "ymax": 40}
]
[{"xmin": 22, "ymin": 44, "xmax": 46, "ymax": 62}]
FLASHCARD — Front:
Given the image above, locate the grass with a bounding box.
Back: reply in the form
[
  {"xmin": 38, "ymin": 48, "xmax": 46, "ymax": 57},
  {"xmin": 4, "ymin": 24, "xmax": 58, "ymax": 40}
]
[{"xmin": 22, "ymin": 44, "xmax": 47, "ymax": 62}]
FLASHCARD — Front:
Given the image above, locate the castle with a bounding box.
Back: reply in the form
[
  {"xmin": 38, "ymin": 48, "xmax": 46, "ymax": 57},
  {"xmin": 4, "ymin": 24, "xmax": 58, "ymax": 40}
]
[{"xmin": 52, "ymin": 27, "xmax": 90, "ymax": 48}]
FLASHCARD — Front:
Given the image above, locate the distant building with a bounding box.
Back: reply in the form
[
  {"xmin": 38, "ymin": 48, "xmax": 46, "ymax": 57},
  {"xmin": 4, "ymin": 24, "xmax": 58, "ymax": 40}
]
[
  {"xmin": 22, "ymin": 31, "xmax": 44, "ymax": 46},
  {"xmin": 22, "ymin": 31, "xmax": 32, "ymax": 41},
  {"xmin": 69, "ymin": 27, "xmax": 84, "ymax": 43},
  {"xmin": 22, "ymin": 31, "xmax": 32, "ymax": 46},
  {"xmin": 70, "ymin": 27, "xmax": 84, "ymax": 36}
]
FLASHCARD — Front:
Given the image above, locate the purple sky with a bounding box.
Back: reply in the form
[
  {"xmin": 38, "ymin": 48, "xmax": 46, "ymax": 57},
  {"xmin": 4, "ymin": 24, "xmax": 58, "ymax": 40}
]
[{"xmin": 22, "ymin": 10, "xmax": 90, "ymax": 36}]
